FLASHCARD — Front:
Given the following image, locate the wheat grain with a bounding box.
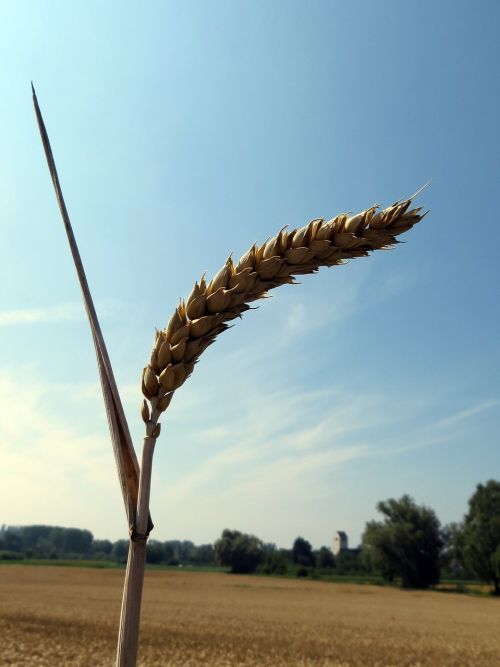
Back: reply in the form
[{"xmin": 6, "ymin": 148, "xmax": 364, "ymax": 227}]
[
  {"xmin": 3, "ymin": 567, "xmax": 499, "ymax": 667},
  {"xmin": 142, "ymin": 196, "xmax": 425, "ymax": 420}
]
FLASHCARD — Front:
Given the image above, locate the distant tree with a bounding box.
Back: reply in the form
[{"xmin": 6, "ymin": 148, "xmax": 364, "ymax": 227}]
[
  {"xmin": 279, "ymin": 548, "xmax": 293, "ymax": 563},
  {"xmin": 162, "ymin": 542, "xmax": 177, "ymax": 564},
  {"xmin": 1, "ymin": 527, "xmax": 22, "ymax": 552},
  {"xmin": 260, "ymin": 550, "xmax": 288, "ymax": 575},
  {"xmin": 461, "ymin": 480, "xmax": 500, "ymax": 595},
  {"xmin": 146, "ymin": 540, "xmax": 165, "ymax": 564},
  {"xmin": 0, "ymin": 550, "xmax": 24, "ymax": 560},
  {"xmin": 292, "ymin": 537, "xmax": 315, "ymax": 567},
  {"xmin": 35, "ymin": 537, "xmax": 58, "ymax": 559},
  {"xmin": 47, "ymin": 527, "xmax": 65, "ymax": 553},
  {"xmin": 112, "ymin": 539, "xmax": 129, "ymax": 563},
  {"xmin": 335, "ymin": 550, "xmax": 364, "ymax": 575},
  {"xmin": 316, "ymin": 546, "xmax": 335, "ymax": 569},
  {"xmin": 12, "ymin": 525, "xmax": 93, "ymax": 558},
  {"xmin": 165, "ymin": 540, "xmax": 196, "ymax": 564},
  {"xmin": 21, "ymin": 526, "xmax": 52, "ymax": 552},
  {"xmin": 190, "ymin": 543, "xmax": 215, "ymax": 566},
  {"xmin": 92, "ymin": 539, "xmax": 113, "ymax": 557},
  {"xmin": 63, "ymin": 528, "xmax": 93, "ymax": 555},
  {"xmin": 178, "ymin": 540, "xmax": 195, "ymax": 563},
  {"xmin": 214, "ymin": 529, "xmax": 264, "ymax": 574},
  {"xmin": 362, "ymin": 495, "xmax": 442, "ymax": 589},
  {"xmin": 440, "ymin": 522, "xmax": 469, "ymax": 577}
]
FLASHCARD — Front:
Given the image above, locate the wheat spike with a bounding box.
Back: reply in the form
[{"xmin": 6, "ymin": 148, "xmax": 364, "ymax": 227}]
[{"xmin": 142, "ymin": 196, "xmax": 425, "ymax": 422}]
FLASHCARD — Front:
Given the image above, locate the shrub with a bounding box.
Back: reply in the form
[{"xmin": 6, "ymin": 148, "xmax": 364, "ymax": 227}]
[{"xmin": 0, "ymin": 551, "xmax": 24, "ymax": 561}]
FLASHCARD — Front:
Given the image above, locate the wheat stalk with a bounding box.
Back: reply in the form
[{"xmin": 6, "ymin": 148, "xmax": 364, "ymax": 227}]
[
  {"xmin": 130, "ymin": 200, "xmax": 423, "ymax": 667},
  {"xmin": 32, "ymin": 83, "xmax": 426, "ymax": 667},
  {"xmin": 141, "ymin": 196, "xmax": 425, "ymax": 428},
  {"xmin": 125, "ymin": 193, "xmax": 424, "ymax": 665}
]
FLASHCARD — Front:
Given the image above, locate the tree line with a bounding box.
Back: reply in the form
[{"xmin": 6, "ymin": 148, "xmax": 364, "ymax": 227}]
[
  {"xmin": 1, "ymin": 479, "xmax": 498, "ymax": 593},
  {"xmin": 214, "ymin": 480, "xmax": 500, "ymax": 593},
  {"xmin": 0, "ymin": 525, "xmax": 215, "ymax": 567}
]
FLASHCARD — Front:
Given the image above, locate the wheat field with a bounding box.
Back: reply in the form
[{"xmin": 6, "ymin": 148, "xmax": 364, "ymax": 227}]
[{"xmin": 1, "ymin": 566, "xmax": 499, "ymax": 666}]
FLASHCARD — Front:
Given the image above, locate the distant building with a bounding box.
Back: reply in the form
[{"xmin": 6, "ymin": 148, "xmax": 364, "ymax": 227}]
[{"xmin": 333, "ymin": 530, "xmax": 348, "ymax": 555}]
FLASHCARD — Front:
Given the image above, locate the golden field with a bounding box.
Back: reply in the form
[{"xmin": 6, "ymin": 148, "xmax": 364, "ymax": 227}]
[{"xmin": 1, "ymin": 566, "xmax": 499, "ymax": 666}]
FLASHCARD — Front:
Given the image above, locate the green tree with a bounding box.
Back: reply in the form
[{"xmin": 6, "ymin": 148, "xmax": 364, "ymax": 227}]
[
  {"xmin": 162, "ymin": 542, "xmax": 177, "ymax": 564},
  {"xmin": 92, "ymin": 539, "xmax": 113, "ymax": 558},
  {"xmin": 1, "ymin": 527, "xmax": 22, "ymax": 552},
  {"xmin": 362, "ymin": 495, "xmax": 442, "ymax": 589},
  {"xmin": 146, "ymin": 540, "xmax": 165, "ymax": 564},
  {"xmin": 190, "ymin": 543, "xmax": 215, "ymax": 566},
  {"xmin": 21, "ymin": 526, "xmax": 52, "ymax": 552},
  {"xmin": 335, "ymin": 550, "xmax": 364, "ymax": 575},
  {"xmin": 214, "ymin": 529, "xmax": 264, "ymax": 574},
  {"xmin": 35, "ymin": 537, "xmax": 57, "ymax": 559},
  {"xmin": 292, "ymin": 537, "xmax": 315, "ymax": 567},
  {"xmin": 316, "ymin": 546, "xmax": 335, "ymax": 569},
  {"xmin": 112, "ymin": 539, "xmax": 129, "ymax": 563},
  {"xmin": 440, "ymin": 522, "xmax": 471, "ymax": 578},
  {"xmin": 462, "ymin": 480, "xmax": 500, "ymax": 595},
  {"xmin": 62, "ymin": 528, "xmax": 93, "ymax": 555},
  {"xmin": 260, "ymin": 550, "xmax": 288, "ymax": 575}
]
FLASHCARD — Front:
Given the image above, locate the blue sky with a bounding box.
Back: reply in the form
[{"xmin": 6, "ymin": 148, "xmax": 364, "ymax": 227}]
[{"xmin": 0, "ymin": 0, "xmax": 499, "ymax": 548}]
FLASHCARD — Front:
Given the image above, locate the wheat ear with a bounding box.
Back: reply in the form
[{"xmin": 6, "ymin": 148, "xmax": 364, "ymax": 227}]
[{"xmin": 141, "ymin": 196, "xmax": 425, "ymax": 426}]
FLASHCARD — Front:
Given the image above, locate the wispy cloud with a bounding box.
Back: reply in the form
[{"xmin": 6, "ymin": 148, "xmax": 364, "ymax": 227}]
[
  {"xmin": 0, "ymin": 369, "xmax": 123, "ymax": 537},
  {"xmin": 0, "ymin": 300, "xmax": 121, "ymax": 328},
  {"xmin": 436, "ymin": 399, "xmax": 500, "ymax": 429},
  {"xmin": 277, "ymin": 270, "xmax": 365, "ymax": 346},
  {"xmin": 266, "ymin": 258, "xmax": 418, "ymax": 348},
  {"xmin": 158, "ymin": 384, "xmax": 380, "ymax": 508},
  {"xmin": 1, "ymin": 349, "xmax": 497, "ymax": 546},
  {"xmin": 0, "ymin": 302, "xmax": 84, "ymax": 327},
  {"xmin": 370, "ymin": 265, "xmax": 420, "ymax": 304},
  {"xmin": 156, "ymin": 358, "xmax": 499, "ymax": 542},
  {"xmin": 227, "ymin": 444, "xmax": 368, "ymax": 500}
]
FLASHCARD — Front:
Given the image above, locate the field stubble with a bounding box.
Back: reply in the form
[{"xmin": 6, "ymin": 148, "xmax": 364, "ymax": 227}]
[{"xmin": 0, "ymin": 566, "xmax": 499, "ymax": 666}]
